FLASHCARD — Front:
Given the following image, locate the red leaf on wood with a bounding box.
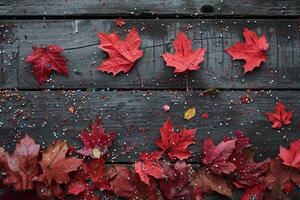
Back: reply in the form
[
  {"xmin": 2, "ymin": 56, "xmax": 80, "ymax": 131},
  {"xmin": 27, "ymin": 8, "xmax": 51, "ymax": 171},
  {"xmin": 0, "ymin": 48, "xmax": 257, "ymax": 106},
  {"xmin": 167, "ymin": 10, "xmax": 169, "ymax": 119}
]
[
  {"xmin": 68, "ymin": 180, "xmax": 86, "ymax": 196},
  {"xmin": 266, "ymin": 101, "xmax": 293, "ymax": 128},
  {"xmin": 279, "ymin": 139, "xmax": 300, "ymax": 169},
  {"xmin": 38, "ymin": 140, "xmax": 82, "ymax": 185},
  {"xmin": 67, "ymin": 169, "xmax": 99, "ymax": 200},
  {"xmin": 191, "ymin": 170, "xmax": 232, "ymax": 198},
  {"xmin": 115, "ymin": 18, "xmax": 126, "ymax": 27},
  {"xmin": 82, "ymin": 157, "xmax": 111, "ymax": 191},
  {"xmin": 241, "ymin": 183, "xmax": 266, "ymax": 200},
  {"xmin": 67, "ymin": 173, "xmax": 99, "ymax": 200},
  {"xmin": 97, "ymin": 26, "xmax": 144, "ymax": 76},
  {"xmin": 1, "ymin": 135, "xmax": 40, "ymax": 191},
  {"xmin": 201, "ymin": 113, "xmax": 209, "ymax": 119},
  {"xmin": 201, "ymin": 138, "xmax": 236, "ymax": 174},
  {"xmin": 107, "ymin": 165, "xmax": 160, "ymax": 200},
  {"xmin": 134, "ymin": 151, "xmax": 164, "ymax": 185},
  {"xmin": 77, "ymin": 117, "xmax": 116, "ymax": 158},
  {"xmin": 162, "ymin": 31, "xmax": 205, "ymax": 73},
  {"xmin": 264, "ymin": 158, "xmax": 300, "ymax": 199},
  {"xmin": 225, "ymin": 131, "xmax": 270, "ymax": 188},
  {"xmin": 234, "ymin": 130, "xmax": 251, "ymax": 149},
  {"xmin": 68, "ymin": 169, "xmax": 88, "ymax": 196},
  {"xmin": 160, "ymin": 161, "xmax": 195, "ymax": 200},
  {"xmin": 225, "ymin": 28, "xmax": 269, "ymax": 73},
  {"xmin": 25, "ymin": 45, "xmax": 68, "ymax": 85},
  {"xmin": 35, "ymin": 182, "xmax": 65, "ymax": 200},
  {"xmin": 233, "ymin": 152, "xmax": 269, "ymax": 188},
  {"xmin": 282, "ymin": 180, "xmax": 294, "ymax": 194},
  {"xmin": 155, "ymin": 118, "xmax": 197, "ymax": 160}
]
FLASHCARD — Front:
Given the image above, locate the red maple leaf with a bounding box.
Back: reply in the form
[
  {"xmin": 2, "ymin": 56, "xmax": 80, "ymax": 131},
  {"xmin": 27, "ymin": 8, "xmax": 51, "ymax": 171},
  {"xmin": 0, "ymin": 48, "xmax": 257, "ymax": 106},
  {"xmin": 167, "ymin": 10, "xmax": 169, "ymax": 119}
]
[
  {"xmin": 264, "ymin": 158, "xmax": 300, "ymax": 199},
  {"xmin": 155, "ymin": 118, "xmax": 197, "ymax": 161},
  {"xmin": 35, "ymin": 182, "xmax": 65, "ymax": 200},
  {"xmin": 162, "ymin": 31, "xmax": 205, "ymax": 73},
  {"xmin": 25, "ymin": 45, "xmax": 68, "ymax": 85},
  {"xmin": 77, "ymin": 117, "xmax": 116, "ymax": 158},
  {"xmin": 225, "ymin": 28, "xmax": 269, "ymax": 73},
  {"xmin": 115, "ymin": 18, "xmax": 126, "ymax": 27},
  {"xmin": 159, "ymin": 161, "xmax": 195, "ymax": 200},
  {"xmin": 1, "ymin": 134, "xmax": 40, "ymax": 191},
  {"xmin": 107, "ymin": 165, "xmax": 160, "ymax": 200},
  {"xmin": 224, "ymin": 131, "xmax": 269, "ymax": 188},
  {"xmin": 191, "ymin": 169, "xmax": 233, "ymax": 198},
  {"xmin": 134, "ymin": 151, "xmax": 164, "ymax": 185},
  {"xmin": 38, "ymin": 140, "xmax": 83, "ymax": 185},
  {"xmin": 68, "ymin": 169, "xmax": 100, "ymax": 200},
  {"xmin": 279, "ymin": 139, "xmax": 300, "ymax": 169},
  {"xmin": 97, "ymin": 26, "xmax": 144, "ymax": 76},
  {"xmin": 241, "ymin": 94, "xmax": 251, "ymax": 104},
  {"xmin": 266, "ymin": 101, "xmax": 293, "ymax": 128},
  {"xmin": 241, "ymin": 183, "xmax": 266, "ymax": 200},
  {"xmin": 82, "ymin": 157, "xmax": 111, "ymax": 191},
  {"xmin": 201, "ymin": 113, "xmax": 209, "ymax": 119},
  {"xmin": 233, "ymin": 151, "xmax": 269, "ymax": 188},
  {"xmin": 201, "ymin": 138, "xmax": 236, "ymax": 174}
]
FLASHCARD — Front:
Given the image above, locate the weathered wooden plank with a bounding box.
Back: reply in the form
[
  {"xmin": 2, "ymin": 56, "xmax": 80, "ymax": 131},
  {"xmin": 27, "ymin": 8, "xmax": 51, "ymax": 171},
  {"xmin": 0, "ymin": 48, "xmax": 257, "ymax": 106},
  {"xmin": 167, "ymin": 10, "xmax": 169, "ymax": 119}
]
[
  {"xmin": 0, "ymin": 90, "xmax": 299, "ymax": 163},
  {"xmin": 0, "ymin": 19, "xmax": 299, "ymax": 89},
  {"xmin": 0, "ymin": 0, "xmax": 299, "ymax": 17}
]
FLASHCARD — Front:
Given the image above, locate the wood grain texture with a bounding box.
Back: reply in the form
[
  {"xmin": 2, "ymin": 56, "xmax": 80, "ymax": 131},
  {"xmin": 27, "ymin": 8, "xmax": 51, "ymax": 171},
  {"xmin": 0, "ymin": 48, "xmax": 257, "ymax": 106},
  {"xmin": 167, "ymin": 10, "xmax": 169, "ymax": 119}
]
[
  {"xmin": 0, "ymin": 0, "xmax": 299, "ymax": 17},
  {"xmin": 0, "ymin": 19, "xmax": 299, "ymax": 89},
  {"xmin": 1, "ymin": 90, "xmax": 299, "ymax": 163}
]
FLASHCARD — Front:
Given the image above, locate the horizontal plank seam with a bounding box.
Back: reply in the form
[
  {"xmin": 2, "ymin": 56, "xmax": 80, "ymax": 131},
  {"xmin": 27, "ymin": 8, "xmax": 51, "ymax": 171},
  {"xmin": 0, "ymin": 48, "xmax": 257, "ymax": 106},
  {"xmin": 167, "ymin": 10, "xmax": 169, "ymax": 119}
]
[
  {"xmin": 2, "ymin": 88, "xmax": 300, "ymax": 91},
  {"xmin": 0, "ymin": 15, "xmax": 299, "ymax": 20}
]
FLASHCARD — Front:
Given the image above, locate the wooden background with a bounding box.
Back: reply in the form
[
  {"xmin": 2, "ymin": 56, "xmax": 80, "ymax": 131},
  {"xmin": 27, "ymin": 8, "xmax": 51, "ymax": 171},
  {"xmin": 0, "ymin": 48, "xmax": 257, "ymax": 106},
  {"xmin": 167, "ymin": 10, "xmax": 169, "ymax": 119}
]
[{"xmin": 0, "ymin": 0, "xmax": 300, "ymax": 199}]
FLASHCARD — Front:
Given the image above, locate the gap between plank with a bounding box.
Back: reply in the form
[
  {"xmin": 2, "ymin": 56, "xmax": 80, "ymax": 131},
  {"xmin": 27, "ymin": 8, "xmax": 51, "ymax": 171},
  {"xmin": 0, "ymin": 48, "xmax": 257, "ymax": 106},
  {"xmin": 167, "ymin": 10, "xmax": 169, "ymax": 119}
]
[
  {"xmin": 0, "ymin": 14, "xmax": 299, "ymax": 20},
  {"xmin": 1, "ymin": 88, "xmax": 300, "ymax": 92}
]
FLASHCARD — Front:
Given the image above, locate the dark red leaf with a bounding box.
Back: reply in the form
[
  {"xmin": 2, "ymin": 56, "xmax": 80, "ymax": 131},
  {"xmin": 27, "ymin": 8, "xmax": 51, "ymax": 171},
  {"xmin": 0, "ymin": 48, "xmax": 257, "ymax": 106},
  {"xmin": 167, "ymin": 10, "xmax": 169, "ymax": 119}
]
[
  {"xmin": 191, "ymin": 169, "xmax": 232, "ymax": 198},
  {"xmin": 266, "ymin": 101, "xmax": 293, "ymax": 129},
  {"xmin": 82, "ymin": 157, "xmax": 111, "ymax": 191},
  {"xmin": 77, "ymin": 117, "xmax": 116, "ymax": 158},
  {"xmin": 25, "ymin": 45, "xmax": 68, "ymax": 85},
  {"xmin": 38, "ymin": 140, "xmax": 83, "ymax": 185},
  {"xmin": 155, "ymin": 118, "xmax": 197, "ymax": 160},
  {"xmin": 134, "ymin": 151, "xmax": 164, "ymax": 185},
  {"xmin": 201, "ymin": 138, "xmax": 236, "ymax": 174},
  {"xmin": 35, "ymin": 182, "xmax": 65, "ymax": 200},
  {"xmin": 159, "ymin": 161, "xmax": 195, "ymax": 200},
  {"xmin": 107, "ymin": 165, "xmax": 160, "ymax": 200},
  {"xmin": 241, "ymin": 183, "xmax": 266, "ymax": 200},
  {"xmin": 1, "ymin": 134, "xmax": 40, "ymax": 191},
  {"xmin": 264, "ymin": 158, "xmax": 300, "ymax": 198},
  {"xmin": 67, "ymin": 168, "xmax": 100, "ymax": 200}
]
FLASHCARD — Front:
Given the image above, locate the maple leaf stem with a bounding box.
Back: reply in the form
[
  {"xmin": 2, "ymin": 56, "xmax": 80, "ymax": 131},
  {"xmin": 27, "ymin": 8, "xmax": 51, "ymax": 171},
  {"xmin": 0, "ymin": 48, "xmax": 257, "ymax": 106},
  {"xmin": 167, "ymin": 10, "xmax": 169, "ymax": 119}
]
[
  {"xmin": 185, "ymin": 71, "xmax": 189, "ymax": 92},
  {"xmin": 135, "ymin": 67, "xmax": 144, "ymax": 87}
]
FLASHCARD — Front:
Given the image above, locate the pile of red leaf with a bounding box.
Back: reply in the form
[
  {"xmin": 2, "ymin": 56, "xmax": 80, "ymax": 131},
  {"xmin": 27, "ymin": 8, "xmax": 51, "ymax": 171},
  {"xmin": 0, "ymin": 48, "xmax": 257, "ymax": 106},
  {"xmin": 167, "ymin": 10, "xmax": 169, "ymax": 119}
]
[{"xmin": 0, "ymin": 118, "xmax": 299, "ymax": 200}]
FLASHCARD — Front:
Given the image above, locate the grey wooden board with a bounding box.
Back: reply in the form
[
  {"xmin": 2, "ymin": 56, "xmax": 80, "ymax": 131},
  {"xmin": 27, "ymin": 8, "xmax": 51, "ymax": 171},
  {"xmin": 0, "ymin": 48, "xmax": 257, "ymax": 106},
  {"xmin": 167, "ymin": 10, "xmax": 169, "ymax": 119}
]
[
  {"xmin": 0, "ymin": 0, "xmax": 299, "ymax": 17},
  {"xmin": 0, "ymin": 19, "xmax": 299, "ymax": 89},
  {"xmin": 1, "ymin": 90, "xmax": 299, "ymax": 163}
]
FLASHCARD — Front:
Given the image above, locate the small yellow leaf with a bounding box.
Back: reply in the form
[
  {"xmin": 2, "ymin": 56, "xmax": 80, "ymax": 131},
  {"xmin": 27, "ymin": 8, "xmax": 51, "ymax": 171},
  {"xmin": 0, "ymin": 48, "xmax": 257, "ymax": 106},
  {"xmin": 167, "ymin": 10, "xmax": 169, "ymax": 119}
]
[
  {"xmin": 184, "ymin": 107, "xmax": 196, "ymax": 120},
  {"xmin": 92, "ymin": 148, "xmax": 102, "ymax": 159}
]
